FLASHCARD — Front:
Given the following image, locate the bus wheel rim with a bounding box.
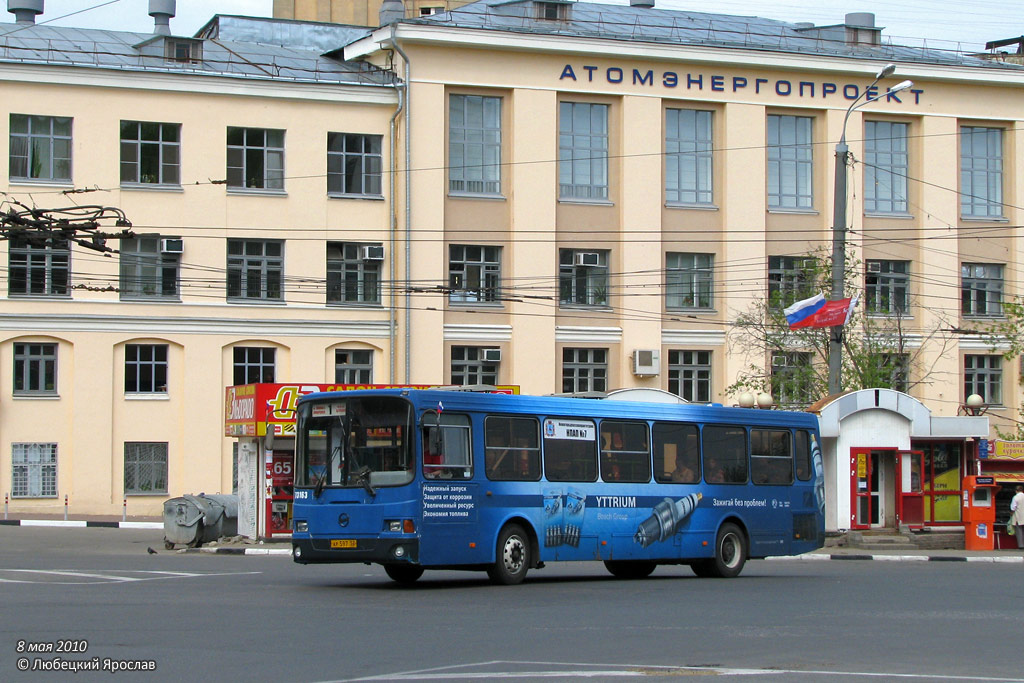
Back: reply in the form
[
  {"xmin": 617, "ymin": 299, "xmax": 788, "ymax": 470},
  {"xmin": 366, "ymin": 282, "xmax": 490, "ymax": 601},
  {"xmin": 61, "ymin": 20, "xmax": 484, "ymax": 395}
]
[
  {"xmin": 503, "ymin": 535, "xmax": 525, "ymax": 573},
  {"xmin": 721, "ymin": 533, "xmax": 740, "ymax": 568}
]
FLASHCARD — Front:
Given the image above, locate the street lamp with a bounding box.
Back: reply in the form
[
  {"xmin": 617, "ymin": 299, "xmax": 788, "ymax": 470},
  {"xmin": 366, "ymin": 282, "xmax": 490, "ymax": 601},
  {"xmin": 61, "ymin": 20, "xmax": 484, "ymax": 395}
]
[{"xmin": 828, "ymin": 64, "xmax": 913, "ymax": 396}]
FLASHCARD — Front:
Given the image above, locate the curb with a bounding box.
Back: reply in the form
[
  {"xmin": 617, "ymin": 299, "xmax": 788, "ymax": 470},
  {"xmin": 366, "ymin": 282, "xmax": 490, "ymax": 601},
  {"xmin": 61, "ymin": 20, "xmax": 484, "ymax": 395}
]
[
  {"xmin": 180, "ymin": 547, "xmax": 291, "ymax": 556},
  {"xmin": 766, "ymin": 553, "xmax": 1024, "ymax": 563},
  {"xmin": 0, "ymin": 519, "xmax": 163, "ymax": 530}
]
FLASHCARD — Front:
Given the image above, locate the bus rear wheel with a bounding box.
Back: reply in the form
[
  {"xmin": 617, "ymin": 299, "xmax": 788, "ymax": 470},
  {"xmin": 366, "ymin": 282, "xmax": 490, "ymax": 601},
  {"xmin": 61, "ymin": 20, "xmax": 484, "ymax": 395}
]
[
  {"xmin": 384, "ymin": 564, "xmax": 424, "ymax": 584},
  {"xmin": 487, "ymin": 524, "xmax": 530, "ymax": 585},
  {"xmin": 696, "ymin": 522, "xmax": 746, "ymax": 578},
  {"xmin": 604, "ymin": 560, "xmax": 656, "ymax": 579}
]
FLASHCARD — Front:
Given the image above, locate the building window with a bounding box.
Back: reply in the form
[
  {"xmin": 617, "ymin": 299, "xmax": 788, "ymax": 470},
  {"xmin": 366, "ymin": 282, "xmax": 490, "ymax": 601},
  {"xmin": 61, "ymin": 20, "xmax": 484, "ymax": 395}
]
[
  {"xmin": 668, "ymin": 350, "xmax": 711, "ymax": 402},
  {"xmin": 559, "ymin": 102, "xmax": 608, "ymax": 200},
  {"xmin": 124, "ymin": 442, "xmax": 168, "ymax": 495},
  {"xmin": 14, "ymin": 342, "xmax": 56, "ymax": 395},
  {"xmin": 8, "ymin": 234, "xmax": 70, "ymax": 296},
  {"xmin": 451, "ymin": 346, "xmax": 499, "ymax": 386},
  {"xmin": 326, "ymin": 242, "xmax": 380, "ymax": 305},
  {"xmin": 9, "ymin": 114, "xmax": 72, "ymax": 182},
  {"xmin": 869, "ymin": 353, "xmax": 909, "ymax": 392},
  {"xmin": 960, "ymin": 126, "xmax": 1003, "ymax": 218},
  {"xmin": 449, "ymin": 94, "xmax": 501, "ymax": 195},
  {"xmin": 125, "ymin": 344, "xmax": 168, "ymax": 394},
  {"xmin": 537, "ymin": 1, "xmax": 569, "ymax": 20},
  {"xmin": 666, "ymin": 253, "xmax": 713, "ymax": 309},
  {"xmin": 965, "ymin": 355, "xmax": 1001, "ymax": 405},
  {"xmin": 767, "ymin": 114, "xmax": 813, "ymax": 209},
  {"xmin": 961, "ymin": 263, "xmax": 1003, "ymax": 317},
  {"xmin": 771, "ymin": 351, "xmax": 815, "ymax": 407},
  {"xmin": 227, "ymin": 239, "xmax": 283, "ymax": 301},
  {"xmin": 226, "ymin": 127, "xmax": 284, "ymax": 190},
  {"xmin": 120, "ymin": 120, "xmax": 181, "ymax": 185},
  {"xmin": 559, "ymin": 249, "xmax": 609, "ymax": 307},
  {"xmin": 120, "ymin": 235, "xmax": 180, "ymax": 299},
  {"xmin": 327, "ymin": 133, "xmax": 382, "ymax": 196},
  {"xmin": 12, "ymin": 443, "xmax": 57, "ymax": 498},
  {"xmin": 562, "ymin": 348, "xmax": 607, "ymax": 393},
  {"xmin": 335, "ymin": 349, "xmax": 373, "ymax": 383},
  {"xmin": 665, "ymin": 108, "xmax": 712, "ymax": 205},
  {"xmin": 864, "ymin": 121, "xmax": 908, "ymax": 214},
  {"xmin": 865, "ymin": 260, "xmax": 909, "ymax": 314},
  {"xmin": 233, "ymin": 347, "xmax": 275, "ymax": 385},
  {"xmin": 449, "ymin": 245, "xmax": 500, "ymax": 303},
  {"xmin": 768, "ymin": 256, "xmax": 816, "ymax": 308}
]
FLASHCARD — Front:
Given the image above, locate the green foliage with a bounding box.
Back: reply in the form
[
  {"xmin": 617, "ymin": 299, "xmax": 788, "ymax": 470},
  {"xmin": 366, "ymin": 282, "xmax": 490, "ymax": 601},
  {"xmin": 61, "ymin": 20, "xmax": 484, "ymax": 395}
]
[{"xmin": 726, "ymin": 247, "xmax": 953, "ymax": 408}]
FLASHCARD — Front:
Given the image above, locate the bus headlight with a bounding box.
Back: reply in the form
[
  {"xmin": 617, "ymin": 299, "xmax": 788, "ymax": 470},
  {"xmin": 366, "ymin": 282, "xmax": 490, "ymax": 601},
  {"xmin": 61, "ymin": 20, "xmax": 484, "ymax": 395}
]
[
  {"xmin": 295, "ymin": 520, "xmax": 308, "ymax": 533},
  {"xmin": 393, "ymin": 545, "xmax": 407, "ymax": 559},
  {"xmin": 387, "ymin": 520, "xmax": 402, "ymax": 532}
]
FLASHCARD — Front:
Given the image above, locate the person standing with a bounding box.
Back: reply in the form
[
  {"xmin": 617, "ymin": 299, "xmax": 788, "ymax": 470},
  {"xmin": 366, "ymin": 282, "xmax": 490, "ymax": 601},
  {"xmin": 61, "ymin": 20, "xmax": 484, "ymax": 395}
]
[{"xmin": 1011, "ymin": 486, "xmax": 1024, "ymax": 549}]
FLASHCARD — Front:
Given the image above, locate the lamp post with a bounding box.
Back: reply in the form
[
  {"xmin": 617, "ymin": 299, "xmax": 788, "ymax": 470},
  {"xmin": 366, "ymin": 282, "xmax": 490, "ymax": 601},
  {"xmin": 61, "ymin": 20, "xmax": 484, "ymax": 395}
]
[{"xmin": 828, "ymin": 64, "xmax": 913, "ymax": 396}]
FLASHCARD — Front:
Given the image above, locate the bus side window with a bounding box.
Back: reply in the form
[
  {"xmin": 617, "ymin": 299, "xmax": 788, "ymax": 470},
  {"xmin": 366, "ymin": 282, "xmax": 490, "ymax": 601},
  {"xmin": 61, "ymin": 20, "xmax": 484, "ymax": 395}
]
[
  {"xmin": 703, "ymin": 425, "xmax": 747, "ymax": 484},
  {"xmin": 485, "ymin": 415, "xmax": 541, "ymax": 481},
  {"xmin": 751, "ymin": 429, "xmax": 792, "ymax": 485},
  {"xmin": 795, "ymin": 430, "xmax": 812, "ymax": 481},
  {"xmin": 599, "ymin": 420, "xmax": 651, "ymax": 483},
  {"xmin": 652, "ymin": 422, "xmax": 699, "ymax": 483},
  {"xmin": 422, "ymin": 414, "xmax": 472, "ymax": 479}
]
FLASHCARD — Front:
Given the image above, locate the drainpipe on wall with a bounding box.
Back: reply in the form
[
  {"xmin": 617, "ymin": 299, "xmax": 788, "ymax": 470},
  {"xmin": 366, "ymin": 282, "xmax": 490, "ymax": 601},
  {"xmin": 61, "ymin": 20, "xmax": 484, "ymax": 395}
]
[
  {"xmin": 387, "ymin": 42, "xmax": 405, "ymax": 384},
  {"xmin": 384, "ymin": 23, "xmax": 412, "ymax": 384}
]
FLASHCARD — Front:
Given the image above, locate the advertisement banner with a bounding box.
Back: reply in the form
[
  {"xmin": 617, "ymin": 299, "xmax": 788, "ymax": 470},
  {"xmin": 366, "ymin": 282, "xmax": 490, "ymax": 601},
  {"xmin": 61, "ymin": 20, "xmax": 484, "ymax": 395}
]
[{"xmin": 225, "ymin": 383, "xmax": 520, "ymax": 437}]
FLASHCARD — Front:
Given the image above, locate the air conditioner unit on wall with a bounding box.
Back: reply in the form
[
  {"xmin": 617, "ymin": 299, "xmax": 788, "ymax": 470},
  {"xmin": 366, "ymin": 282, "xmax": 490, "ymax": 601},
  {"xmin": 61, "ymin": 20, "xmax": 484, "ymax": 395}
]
[
  {"xmin": 483, "ymin": 348, "xmax": 502, "ymax": 363},
  {"xmin": 574, "ymin": 252, "xmax": 600, "ymax": 267},
  {"xmin": 361, "ymin": 245, "xmax": 384, "ymax": 261},
  {"xmin": 632, "ymin": 349, "xmax": 660, "ymax": 376},
  {"xmin": 160, "ymin": 238, "xmax": 184, "ymax": 254}
]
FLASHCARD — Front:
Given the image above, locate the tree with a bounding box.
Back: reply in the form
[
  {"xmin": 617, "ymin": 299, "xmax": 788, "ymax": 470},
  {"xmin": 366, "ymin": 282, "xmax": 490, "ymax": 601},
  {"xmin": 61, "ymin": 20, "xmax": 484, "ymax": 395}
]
[
  {"xmin": 973, "ymin": 298, "xmax": 1024, "ymax": 439},
  {"xmin": 726, "ymin": 247, "xmax": 956, "ymax": 408}
]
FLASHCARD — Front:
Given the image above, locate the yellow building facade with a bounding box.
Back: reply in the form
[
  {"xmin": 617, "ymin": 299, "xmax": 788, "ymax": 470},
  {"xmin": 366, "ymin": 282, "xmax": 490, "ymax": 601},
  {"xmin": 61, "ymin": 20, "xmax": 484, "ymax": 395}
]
[{"xmin": 0, "ymin": 0, "xmax": 1022, "ymax": 518}]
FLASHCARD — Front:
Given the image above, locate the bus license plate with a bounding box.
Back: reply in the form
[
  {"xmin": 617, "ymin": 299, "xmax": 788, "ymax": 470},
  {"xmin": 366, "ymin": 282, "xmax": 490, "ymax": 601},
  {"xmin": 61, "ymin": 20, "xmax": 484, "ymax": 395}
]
[{"xmin": 330, "ymin": 539, "xmax": 357, "ymax": 549}]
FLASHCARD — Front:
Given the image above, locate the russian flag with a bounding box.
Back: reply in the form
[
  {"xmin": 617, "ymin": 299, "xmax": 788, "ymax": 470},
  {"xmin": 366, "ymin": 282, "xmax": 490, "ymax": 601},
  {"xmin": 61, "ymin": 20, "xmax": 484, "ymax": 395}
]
[{"xmin": 784, "ymin": 294, "xmax": 857, "ymax": 329}]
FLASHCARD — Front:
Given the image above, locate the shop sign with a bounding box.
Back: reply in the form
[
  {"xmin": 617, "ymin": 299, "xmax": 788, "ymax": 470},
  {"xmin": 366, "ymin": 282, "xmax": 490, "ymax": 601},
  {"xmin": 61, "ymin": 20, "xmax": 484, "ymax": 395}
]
[
  {"xmin": 225, "ymin": 383, "xmax": 520, "ymax": 436},
  {"xmin": 992, "ymin": 440, "xmax": 1024, "ymax": 460}
]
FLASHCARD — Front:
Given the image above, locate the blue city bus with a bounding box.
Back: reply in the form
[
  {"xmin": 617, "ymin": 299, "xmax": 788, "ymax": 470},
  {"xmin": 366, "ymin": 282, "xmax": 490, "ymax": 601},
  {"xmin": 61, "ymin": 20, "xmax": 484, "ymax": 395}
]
[{"xmin": 290, "ymin": 388, "xmax": 825, "ymax": 584}]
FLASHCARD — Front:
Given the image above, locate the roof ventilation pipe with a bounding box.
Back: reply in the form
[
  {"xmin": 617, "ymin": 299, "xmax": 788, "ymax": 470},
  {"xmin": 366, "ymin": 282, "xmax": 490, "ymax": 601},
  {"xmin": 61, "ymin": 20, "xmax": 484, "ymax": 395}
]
[
  {"xmin": 8, "ymin": 0, "xmax": 43, "ymax": 25},
  {"xmin": 149, "ymin": 0, "xmax": 176, "ymax": 36},
  {"xmin": 630, "ymin": 0, "xmax": 655, "ymax": 7},
  {"xmin": 845, "ymin": 12, "xmax": 875, "ymax": 27},
  {"xmin": 379, "ymin": 0, "xmax": 404, "ymax": 26}
]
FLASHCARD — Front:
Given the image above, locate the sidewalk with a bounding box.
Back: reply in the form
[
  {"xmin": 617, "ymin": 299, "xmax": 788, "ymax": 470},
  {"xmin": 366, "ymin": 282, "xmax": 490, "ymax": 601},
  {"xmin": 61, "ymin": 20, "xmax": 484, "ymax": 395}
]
[{"xmin": 3, "ymin": 512, "xmax": 1022, "ymax": 561}]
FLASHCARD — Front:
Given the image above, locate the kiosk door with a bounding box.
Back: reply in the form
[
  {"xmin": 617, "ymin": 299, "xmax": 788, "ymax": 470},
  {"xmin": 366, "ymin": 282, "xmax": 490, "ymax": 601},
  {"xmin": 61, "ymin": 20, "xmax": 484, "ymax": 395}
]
[
  {"xmin": 896, "ymin": 450, "xmax": 925, "ymax": 526},
  {"xmin": 850, "ymin": 448, "xmax": 884, "ymax": 529}
]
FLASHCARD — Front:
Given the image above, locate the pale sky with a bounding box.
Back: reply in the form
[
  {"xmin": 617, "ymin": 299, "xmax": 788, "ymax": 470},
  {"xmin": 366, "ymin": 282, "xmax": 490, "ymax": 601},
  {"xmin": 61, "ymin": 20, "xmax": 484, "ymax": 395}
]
[{"xmin": 18, "ymin": 0, "xmax": 1016, "ymax": 53}]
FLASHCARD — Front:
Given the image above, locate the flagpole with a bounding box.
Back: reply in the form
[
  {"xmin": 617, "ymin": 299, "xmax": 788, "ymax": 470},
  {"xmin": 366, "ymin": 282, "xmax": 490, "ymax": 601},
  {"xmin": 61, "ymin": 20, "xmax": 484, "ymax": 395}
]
[{"xmin": 828, "ymin": 64, "xmax": 912, "ymax": 396}]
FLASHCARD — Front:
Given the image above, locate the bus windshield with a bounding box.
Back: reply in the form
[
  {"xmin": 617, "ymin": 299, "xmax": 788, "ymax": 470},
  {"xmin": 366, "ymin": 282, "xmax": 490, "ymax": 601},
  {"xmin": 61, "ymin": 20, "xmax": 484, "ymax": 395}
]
[{"xmin": 296, "ymin": 395, "xmax": 413, "ymax": 490}]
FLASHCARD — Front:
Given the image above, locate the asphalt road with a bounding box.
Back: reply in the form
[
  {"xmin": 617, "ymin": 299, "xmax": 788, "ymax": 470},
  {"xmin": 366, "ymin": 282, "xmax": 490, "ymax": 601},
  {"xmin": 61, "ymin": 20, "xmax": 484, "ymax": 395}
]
[{"xmin": 1, "ymin": 526, "xmax": 1020, "ymax": 682}]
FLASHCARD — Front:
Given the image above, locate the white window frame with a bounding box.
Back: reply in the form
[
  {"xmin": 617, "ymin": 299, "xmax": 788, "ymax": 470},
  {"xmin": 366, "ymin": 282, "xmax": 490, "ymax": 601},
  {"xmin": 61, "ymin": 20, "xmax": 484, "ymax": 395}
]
[
  {"xmin": 559, "ymin": 102, "xmax": 608, "ymax": 200},
  {"xmin": 665, "ymin": 108, "xmax": 713, "ymax": 205},
  {"xmin": 562, "ymin": 347, "xmax": 607, "ymax": 393},
  {"xmin": 449, "ymin": 94, "xmax": 502, "ymax": 195},
  {"xmin": 9, "ymin": 114, "xmax": 72, "ymax": 182},
  {"xmin": 767, "ymin": 114, "xmax": 813, "ymax": 210},
  {"xmin": 120, "ymin": 235, "xmax": 180, "ymax": 300},
  {"xmin": 864, "ymin": 120, "xmax": 908, "ymax": 214},
  {"xmin": 559, "ymin": 249, "xmax": 609, "ymax": 307},
  {"xmin": 120, "ymin": 120, "xmax": 181, "ymax": 186},
  {"xmin": 668, "ymin": 350, "xmax": 711, "ymax": 402},
  {"xmin": 327, "ymin": 133, "xmax": 382, "ymax": 196},
  {"xmin": 12, "ymin": 443, "xmax": 57, "ymax": 498},
  {"xmin": 666, "ymin": 252, "xmax": 713, "ymax": 309},
  {"xmin": 961, "ymin": 263, "xmax": 1003, "ymax": 318},
  {"xmin": 449, "ymin": 245, "xmax": 501, "ymax": 304},
  {"xmin": 124, "ymin": 442, "xmax": 168, "ymax": 496},
  {"xmin": 960, "ymin": 126, "xmax": 1003, "ymax": 218},
  {"xmin": 226, "ymin": 127, "xmax": 284, "ymax": 190}
]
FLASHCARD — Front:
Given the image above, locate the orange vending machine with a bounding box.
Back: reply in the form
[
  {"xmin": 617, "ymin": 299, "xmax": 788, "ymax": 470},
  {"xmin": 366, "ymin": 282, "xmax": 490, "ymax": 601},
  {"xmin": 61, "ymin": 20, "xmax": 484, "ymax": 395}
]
[{"xmin": 962, "ymin": 475, "xmax": 999, "ymax": 551}]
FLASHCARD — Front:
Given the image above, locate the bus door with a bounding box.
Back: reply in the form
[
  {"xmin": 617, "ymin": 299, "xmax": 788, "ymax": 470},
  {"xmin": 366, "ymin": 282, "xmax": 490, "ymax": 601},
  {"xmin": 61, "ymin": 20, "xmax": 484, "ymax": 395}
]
[{"xmin": 418, "ymin": 412, "xmax": 481, "ymax": 565}]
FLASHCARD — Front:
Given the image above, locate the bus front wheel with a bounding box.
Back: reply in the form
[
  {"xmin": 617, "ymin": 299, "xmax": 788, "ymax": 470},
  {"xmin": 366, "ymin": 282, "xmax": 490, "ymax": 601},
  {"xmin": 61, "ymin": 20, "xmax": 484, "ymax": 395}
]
[
  {"xmin": 384, "ymin": 564, "xmax": 424, "ymax": 584},
  {"xmin": 696, "ymin": 522, "xmax": 746, "ymax": 578},
  {"xmin": 487, "ymin": 524, "xmax": 530, "ymax": 585}
]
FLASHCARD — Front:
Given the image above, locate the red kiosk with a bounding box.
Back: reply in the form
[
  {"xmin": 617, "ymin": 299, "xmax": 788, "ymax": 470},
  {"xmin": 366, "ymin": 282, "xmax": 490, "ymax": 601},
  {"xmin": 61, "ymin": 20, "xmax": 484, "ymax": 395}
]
[{"xmin": 962, "ymin": 475, "xmax": 999, "ymax": 551}]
